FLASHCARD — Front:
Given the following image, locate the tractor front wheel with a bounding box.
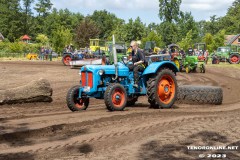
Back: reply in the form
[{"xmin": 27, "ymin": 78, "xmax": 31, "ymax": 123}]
[
  {"xmin": 185, "ymin": 66, "xmax": 190, "ymax": 73},
  {"xmin": 66, "ymin": 85, "xmax": 89, "ymax": 112},
  {"xmin": 147, "ymin": 69, "xmax": 177, "ymax": 108},
  {"xmin": 229, "ymin": 54, "xmax": 240, "ymax": 64},
  {"xmin": 62, "ymin": 54, "xmax": 72, "ymax": 66},
  {"xmin": 104, "ymin": 83, "xmax": 127, "ymax": 111}
]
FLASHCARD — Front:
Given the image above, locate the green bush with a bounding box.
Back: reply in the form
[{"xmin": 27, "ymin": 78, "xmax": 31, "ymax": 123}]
[{"xmin": 0, "ymin": 42, "xmax": 42, "ymax": 58}]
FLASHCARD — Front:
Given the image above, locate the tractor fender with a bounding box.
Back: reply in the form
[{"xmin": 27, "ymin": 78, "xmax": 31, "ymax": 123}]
[{"xmin": 142, "ymin": 61, "xmax": 179, "ymax": 76}]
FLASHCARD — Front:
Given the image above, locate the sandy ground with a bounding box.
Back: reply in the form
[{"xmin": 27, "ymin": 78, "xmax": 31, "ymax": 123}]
[{"xmin": 0, "ymin": 61, "xmax": 239, "ymax": 160}]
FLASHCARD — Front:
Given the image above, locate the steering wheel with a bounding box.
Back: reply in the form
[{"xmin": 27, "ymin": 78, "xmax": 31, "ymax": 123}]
[{"xmin": 121, "ymin": 56, "xmax": 130, "ymax": 66}]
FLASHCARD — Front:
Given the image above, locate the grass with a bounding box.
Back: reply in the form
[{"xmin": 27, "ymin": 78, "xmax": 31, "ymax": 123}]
[
  {"xmin": 0, "ymin": 57, "xmax": 61, "ymax": 61},
  {"xmin": 206, "ymin": 62, "xmax": 240, "ymax": 69}
]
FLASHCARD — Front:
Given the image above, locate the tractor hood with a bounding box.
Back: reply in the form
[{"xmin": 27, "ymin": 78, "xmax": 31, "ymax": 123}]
[{"xmin": 80, "ymin": 62, "xmax": 129, "ymax": 77}]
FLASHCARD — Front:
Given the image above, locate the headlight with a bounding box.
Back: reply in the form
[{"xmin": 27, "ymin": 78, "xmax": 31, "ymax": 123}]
[{"xmin": 98, "ymin": 70, "xmax": 105, "ymax": 76}]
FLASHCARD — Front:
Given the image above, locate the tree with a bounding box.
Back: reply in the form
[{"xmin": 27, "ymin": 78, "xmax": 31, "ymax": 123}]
[
  {"xmin": 122, "ymin": 17, "xmax": 146, "ymax": 43},
  {"xmin": 0, "ymin": 0, "xmax": 22, "ymax": 41},
  {"xmin": 203, "ymin": 33, "xmax": 214, "ymax": 52},
  {"xmin": 36, "ymin": 34, "xmax": 49, "ymax": 45},
  {"xmin": 177, "ymin": 12, "xmax": 199, "ymax": 42},
  {"xmin": 178, "ymin": 30, "xmax": 193, "ymax": 51},
  {"xmin": 141, "ymin": 31, "xmax": 164, "ymax": 48},
  {"xmin": 89, "ymin": 10, "xmax": 124, "ymax": 39},
  {"xmin": 52, "ymin": 26, "xmax": 72, "ymax": 54},
  {"xmin": 22, "ymin": 0, "xmax": 34, "ymax": 34},
  {"xmin": 159, "ymin": 0, "xmax": 182, "ymax": 23},
  {"xmin": 158, "ymin": 22, "xmax": 178, "ymax": 45},
  {"xmin": 34, "ymin": 0, "xmax": 53, "ymax": 17},
  {"xmin": 75, "ymin": 19, "xmax": 100, "ymax": 48}
]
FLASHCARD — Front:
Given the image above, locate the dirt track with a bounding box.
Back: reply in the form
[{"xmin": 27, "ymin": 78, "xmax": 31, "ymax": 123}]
[{"xmin": 0, "ymin": 61, "xmax": 239, "ymax": 160}]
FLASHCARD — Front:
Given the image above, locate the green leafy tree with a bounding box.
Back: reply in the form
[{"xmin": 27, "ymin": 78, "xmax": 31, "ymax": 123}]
[
  {"xmin": 203, "ymin": 33, "xmax": 214, "ymax": 52},
  {"xmin": 158, "ymin": 0, "xmax": 182, "ymax": 45},
  {"xmin": 22, "ymin": 0, "xmax": 34, "ymax": 34},
  {"xmin": 0, "ymin": 0, "xmax": 22, "ymax": 41},
  {"xmin": 178, "ymin": 12, "xmax": 199, "ymax": 42},
  {"xmin": 159, "ymin": 0, "xmax": 182, "ymax": 23},
  {"xmin": 158, "ymin": 22, "xmax": 178, "ymax": 45},
  {"xmin": 178, "ymin": 30, "xmax": 193, "ymax": 51},
  {"xmin": 51, "ymin": 26, "xmax": 72, "ymax": 54},
  {"xmin": 141, "ymin": 31, "xmax": 164, "ymax": 48},
  {"xmin": 36, "ymin": 34, "xmax": 49, "ymax": 45},
  {"xmin": 123, "ymin": 17, "xmax": 146, "ymax": 43},
  {"xmin": 89, "ymin": 10, "xmax": 124, "ymax": 39},
  {"xmin": 75, "ymin": 19, "xmax": 100, "ymax": 48},
  {"xmin": 34, "ymin": 0, "xmax": 52, "ymax": 17}
]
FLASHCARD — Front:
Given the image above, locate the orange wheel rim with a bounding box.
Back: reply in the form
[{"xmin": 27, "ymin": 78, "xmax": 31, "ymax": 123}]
[
  {"xmin": 64, "ymin": 56, "xmax": 71, "ymax": 65},
  {"xmin": 231, "ymin": 56, "xmax": 239, "ymax": 63},
  {"xmin": 157, "ymin": 75, "xmax": 175, "ymax": 105},
  {"xmin": 75, "ymin": 98, "xmax": 85, "ymax": 109},
  {"xmin": 112, "ymin": 88, "xmax": 125, "ymax": 107}
]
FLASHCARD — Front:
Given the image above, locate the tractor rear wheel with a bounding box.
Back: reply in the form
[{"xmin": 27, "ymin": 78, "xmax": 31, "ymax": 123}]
[
  {"xmin": 147, "ymin": 69, "xmax": 177, "ymax": 108},
  {"xmin": 177, "ymin": 85, "xmax": 222, "ymax": 105},
  {"xmin": 62, "ymin": 54, "xmax": 72, "ymax": 66},
  {"xmin": 229, "ymin": 54, "xmax": 240, "ymax": 64},
  {"xmin": 104, "ymin": 83, "xmax": 127, "ymax": 111},
  {"xmin": 66, "ymin": 85, "xmax": 89, "ymax": 112}
]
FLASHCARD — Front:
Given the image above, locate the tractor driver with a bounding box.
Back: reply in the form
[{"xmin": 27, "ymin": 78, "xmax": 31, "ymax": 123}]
[{"xmin": 129, "ymin": 41, "xmax": 146, "ymax": 88}]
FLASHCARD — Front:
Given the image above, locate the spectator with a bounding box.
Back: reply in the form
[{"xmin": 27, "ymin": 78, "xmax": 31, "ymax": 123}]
[{"xmin": 204, "ymin": 50, "xmax": 209, "ymax": 64}]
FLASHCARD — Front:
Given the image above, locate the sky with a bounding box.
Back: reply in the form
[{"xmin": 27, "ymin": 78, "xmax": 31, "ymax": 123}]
[{"xmin": 50, "ymin": 0, "xmax": 235, "ymax": 24}]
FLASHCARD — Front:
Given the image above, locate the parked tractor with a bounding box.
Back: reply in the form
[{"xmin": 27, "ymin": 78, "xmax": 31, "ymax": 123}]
[
  {"xmin": 143, "ymin": 41, "xmax": 161, "ymax": 55},
  {"xmin": 62, "ymin": 39, "xmax": 108, "ymax": 66},
  {"xmin": 194, "ymin": 43, "xmax": 206, "ymax": 62},
  {"xmin": 69, "ymin": 42, "xmax": 128, "ymax": 67},
  {"xmin": 168, "ymin": 44, "xmax": 182, "ymax": 71},
  {"xmin": 211, "ymin": 45, "xmax": 240, "ymax": 64},
  {"xmin": 170, "ymin": 44, "xmax": 205, "ymax": 73},
  {"xmin": 182, "ymin": 55, "xmax": 205, "ymax": 73},
  {"xmin": 66, "ymin": 36, "xmax": 179, "ymax": 112}
]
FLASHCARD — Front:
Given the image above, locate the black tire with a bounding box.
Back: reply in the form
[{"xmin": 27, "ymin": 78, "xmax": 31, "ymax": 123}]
[
  {"xmin": 126, "ymin": 96, "xmax": 138, "ymax": 106},
  {"xmin": 147, "ymin": 69, "xmax": 178, "ymax": 108},
  {"xmin": 229, "ymin": 54, "xmax": 240, "ymax": 64},
  {"xmin": 66, "ymin": 85, "xmax": 89, "ymax": 112},
  {"xmin": 104, "ymin": 83, "xmax": 127, "ymax": 111},
  {"xmin": 177, "ymin": 85, "xmax": 223, "ymax": 105},
  {"xmin": 62, "ymin": 54, "xmax": 72, "ymax": 66}
]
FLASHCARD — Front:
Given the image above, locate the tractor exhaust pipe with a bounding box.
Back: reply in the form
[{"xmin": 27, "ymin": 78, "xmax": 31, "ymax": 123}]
[{"xmin": 113, "ymin": 35, "xmax": 118, "ymax": 80}]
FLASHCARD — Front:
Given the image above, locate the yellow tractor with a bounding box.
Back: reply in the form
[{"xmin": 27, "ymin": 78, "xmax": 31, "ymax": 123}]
[
  {"xmin": 26, "ymin": 53, "xmax": 38, "ymax": 60},
  {"xmin": 89, "ymin": 39, "xmax": 108, "ymax": 52},
  {"xmin": 143, "ymin": 41, "xmax": 160, "ymax": 55}
]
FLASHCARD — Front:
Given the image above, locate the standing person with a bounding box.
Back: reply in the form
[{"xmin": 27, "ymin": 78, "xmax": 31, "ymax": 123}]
[
  {"xmin": 129, "ymin": 41, "xmax": 146, "ymax": 88},
  {"xmin": 204, "ymin": 50, "xmax": 209, "ymax": 64},
  {"xmin": 45, "ymin": 48, "xmax": 49, "ymax": 60},
  {"xmin": 40, "ymin": 46, "xmax": 45, "ymax": 60}
]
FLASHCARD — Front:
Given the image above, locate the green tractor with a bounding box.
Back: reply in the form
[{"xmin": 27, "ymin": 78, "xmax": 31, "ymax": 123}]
[
  {"xmin": 170, "ymin": 44, "xmax": 205, "ymax": 73},
  {"xmin": 105, "ymin": 42, "xmax": 128, "ymax": 64},
  {"xmin": 182, "ymin": 55, "xmax": 205, "ymax": 73},
  {"xmin": 211, "ymin": 45, "xmax": 240, "ymax": 64}
]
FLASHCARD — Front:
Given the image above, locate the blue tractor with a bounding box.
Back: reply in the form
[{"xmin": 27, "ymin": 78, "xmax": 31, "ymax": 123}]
[{"xmin": 66, "ymin": 36, "xmax": 179, "ymax": 111}]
